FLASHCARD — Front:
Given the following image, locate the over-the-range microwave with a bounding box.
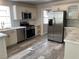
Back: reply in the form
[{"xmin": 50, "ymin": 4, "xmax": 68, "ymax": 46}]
[{"xmin": 22, "ymin": 12, "xmax": 32, "ymax": 20}]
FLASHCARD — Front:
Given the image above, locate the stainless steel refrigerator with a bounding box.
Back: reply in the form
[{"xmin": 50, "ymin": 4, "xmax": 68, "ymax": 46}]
[{"xmin": 48, "ymin": 11, "xmax": 66, "ymax": 43}]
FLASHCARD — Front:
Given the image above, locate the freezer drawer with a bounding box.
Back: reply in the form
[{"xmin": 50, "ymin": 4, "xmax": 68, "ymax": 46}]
[{"xmin": 48, "ymin": 34, "xmax": 63, "ymax": 42}]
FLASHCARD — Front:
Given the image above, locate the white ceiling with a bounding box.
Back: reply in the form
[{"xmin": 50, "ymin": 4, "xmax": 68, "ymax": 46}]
[{"xmin": 10, "ymin": 0, "xmax": 63, "ymax": 4}]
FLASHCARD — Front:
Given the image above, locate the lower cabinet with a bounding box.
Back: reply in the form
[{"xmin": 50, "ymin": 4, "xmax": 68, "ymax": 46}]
[
  {"xmin": 3, "ymin": 29, "xmax": 25, "ymax": 47},
  {"xmin": 4, "ymin": 30, "xmax": 17, "ymax": 47},
  {"xmin": 64, "ymin": 41, "xmax": 79, "ymax": 59},
  {"xmin": 35, "ymin": 25, "xmax": 41, "ymax": 36},
  {"xmin": 0, "ymin": 37, "xmax": 7, "ymax": 59}
]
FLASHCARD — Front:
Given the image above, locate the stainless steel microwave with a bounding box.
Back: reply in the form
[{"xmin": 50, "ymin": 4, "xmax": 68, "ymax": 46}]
[{"xmin": 22, "ymin": 12, "xmax": 32, "ymax": 20}]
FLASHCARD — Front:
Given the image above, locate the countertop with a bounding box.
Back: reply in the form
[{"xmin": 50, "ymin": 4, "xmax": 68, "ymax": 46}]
[
  {"xmin": 0, "ymin": 26, "xmax": 26, "ymax": 32},
  {"xmin": 64, "ymin": 27, "xmax": 79, "ymax": 44},
  {"xmin": 0, "ymin": 33, "xmax": 7, "ymax": 38}
]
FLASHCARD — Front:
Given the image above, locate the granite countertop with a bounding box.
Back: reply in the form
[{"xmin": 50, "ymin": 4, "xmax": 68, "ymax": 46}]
[
  {"xmin": 64, "ymin": 27, "xmax": 79, "ymax": 44},
  {"xmin": 0, "ymin": 26, "xmax": 26, "ymax": 32},
  {"xmin": 0, "ymin": 33, "xmax": 7, "ymax": 38}
]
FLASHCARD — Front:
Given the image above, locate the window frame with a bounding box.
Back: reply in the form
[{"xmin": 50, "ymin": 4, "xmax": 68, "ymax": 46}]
[{"xmin": 0, "ymin": 6, "xmax": 11, "ymax": 29}]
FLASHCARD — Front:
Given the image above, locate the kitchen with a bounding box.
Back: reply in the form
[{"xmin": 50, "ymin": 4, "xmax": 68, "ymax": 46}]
[
  {"xmin": 0, "ymin": 0, "xmax": 41, "ymax": 59},
  {"xmin": 0, "ymin": 0, "xmax": 79, "ymax": 59}
]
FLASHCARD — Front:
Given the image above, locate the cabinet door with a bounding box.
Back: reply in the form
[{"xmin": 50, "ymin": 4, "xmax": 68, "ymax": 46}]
[
  {"xmin": 32, "ymin": 8, "xmax": 37, "ymax": 20},
  {"xmin": 16, "ymin": 6, "xmax": 23, "ymax": 20},
  {"xmin": 29, "ymin": 7, "xmax": 37, "ymax": 20},
  {"xmin": 35, "ymin": 25, "xmax": 41, "ymax": 36},
  {"xmin": 0, "ymin": 38, "xmax": 7, "ymax": 59},
  {"xmin": 64, "ymin": 42, "xmax": 79, "ymax": 59},
  {"xmin": 5, "ymin": 30, "xmax": 17, "ymax": 47},
  {"xmin": 13, "ymin": 5, "xmax": 22, "ymax": 20},
  {"xmin": 13, "ymin": 5, "xmax": 37, "ymax": 20},
  {"xmin": 32, "ymin": 8, "xmax": 37, "ymax": 19}
]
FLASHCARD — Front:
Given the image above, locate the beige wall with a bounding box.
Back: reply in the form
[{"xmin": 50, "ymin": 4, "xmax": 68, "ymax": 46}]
[{"xmin": 37, "ymin": 0, "xmax": 79, "ymax": 35}]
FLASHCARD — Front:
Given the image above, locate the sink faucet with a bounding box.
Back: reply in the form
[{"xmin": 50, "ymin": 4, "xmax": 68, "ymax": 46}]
[{"xmin": 1, "ymin": 21, "xmax": 5, "ymax": 29}]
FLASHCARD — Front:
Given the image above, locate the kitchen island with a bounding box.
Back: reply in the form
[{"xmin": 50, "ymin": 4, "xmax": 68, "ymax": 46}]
[
  {"xmin": 0, "ymin": 33, "xmax": 7, "ymax": 59},
  {"xmin": 64, "ymin": 27, "xmax": 79, "ymax": 59}
]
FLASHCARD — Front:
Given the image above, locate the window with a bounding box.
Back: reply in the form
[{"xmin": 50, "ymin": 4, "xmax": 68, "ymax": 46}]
[
  {"xmin": 43, "ymin": 10, "xmax": 48, "ymax": 24},
  {"xmin": 0, "ymin": 6, "xmax": 11, "ymax": 29}
]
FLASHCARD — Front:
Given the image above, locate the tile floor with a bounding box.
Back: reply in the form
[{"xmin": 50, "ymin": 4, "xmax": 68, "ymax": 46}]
[{"xmin": 8, "ymin": 35, "xmax": 64, "ymax": 59}]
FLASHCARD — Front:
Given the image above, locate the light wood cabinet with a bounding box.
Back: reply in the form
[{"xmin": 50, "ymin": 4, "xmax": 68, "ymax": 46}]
[
  {"xmin": 0, "ymin": 37, "xmax": 7, "ymax": 59},
  {"xmin": 13, "ymin": 5, "xmax": 23, "ymax": 20},
  {"xmin": 29, "ymin": 7, "xmax": 37, "ymax": 20},
  {"xmin": 1, "ymin": 28, "xmax": 26, "ymax": 47},
  {"xmin": 67, "ymin": 5, "xmax": 79, "ymax": 19},
  {"xmin": 35, "ymin": 25, "xmax": 41, "ymax": 36},
  {"xmin": 13, "ymin": 5, "xmax": 37, "ymax": 20},
  {"xmin": 64, "ymin": 41, "xmax": 79, "ymax": 59},
  {"xmin": 4, "ymin": 30, "xmax": 17, "ymax": 47}
]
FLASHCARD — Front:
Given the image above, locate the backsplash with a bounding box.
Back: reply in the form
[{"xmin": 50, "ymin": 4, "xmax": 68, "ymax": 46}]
[
  {"xmin": 11, "ymin": 20, "xmax": 20, "ymax": 27},
  {"xmin": 66, "ymin": 19, "xmax": 79, "ymax": 27},
  {"xmin": 11, "ymin": 19, "xmax": 39, "ymax": 27},
  {"xmin": 11, "ymin": 19, "xmax": 79, "ymax": 27}
]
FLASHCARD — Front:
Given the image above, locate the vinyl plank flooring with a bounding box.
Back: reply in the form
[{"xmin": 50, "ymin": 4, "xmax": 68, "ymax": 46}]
[{"xmin": 8, "ymin": 35, "xmax": 64, "ymax": 59}]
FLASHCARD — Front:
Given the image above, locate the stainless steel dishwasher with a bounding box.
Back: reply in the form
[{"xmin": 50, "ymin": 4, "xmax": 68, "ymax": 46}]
[{"xmin": 16, "ymin": 28, "xmax": 25, "ymax": 43}]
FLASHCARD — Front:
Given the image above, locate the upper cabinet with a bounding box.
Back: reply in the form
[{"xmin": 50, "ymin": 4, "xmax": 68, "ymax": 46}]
[
  {"xmin": 13, "ymin": 5, "xmax": 22, "ymax": 20},
  {"xmin": 67, "ymin": 5, "xmax": 79, "ymax": 20},
  {"xmin": 30, "ymin": 7, "xmax": 37, "ymax": 20},
  {"xmin": 13, "ymin": 5, "xmax": 37, "ymax": 20}
]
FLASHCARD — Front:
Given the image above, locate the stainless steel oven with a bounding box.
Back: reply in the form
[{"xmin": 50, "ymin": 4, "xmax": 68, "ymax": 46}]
[{"xmin": 20, "ymin": 22, "xmax": 35, "ymax": 39}]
